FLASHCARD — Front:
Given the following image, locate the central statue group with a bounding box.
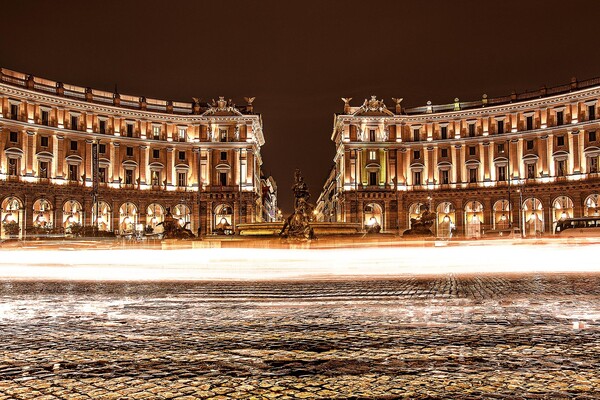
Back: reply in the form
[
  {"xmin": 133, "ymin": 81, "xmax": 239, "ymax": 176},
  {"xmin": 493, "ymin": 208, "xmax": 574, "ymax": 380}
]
[{"xmin": 279, "ymin": 169, "xmax": 316, "ymax": 240}]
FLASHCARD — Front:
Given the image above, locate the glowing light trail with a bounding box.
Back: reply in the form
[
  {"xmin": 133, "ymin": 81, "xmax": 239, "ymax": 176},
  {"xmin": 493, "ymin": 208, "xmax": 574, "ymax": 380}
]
[{"xmin": 1, "ymin": 240, "xmax": 599, "ymax": 281}]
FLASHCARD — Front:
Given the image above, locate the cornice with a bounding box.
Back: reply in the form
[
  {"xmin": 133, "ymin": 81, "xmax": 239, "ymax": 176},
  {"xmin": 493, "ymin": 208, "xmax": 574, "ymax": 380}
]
[{"xmin": 0, "ymin": 83, "xmax": 261, "ymax": 125}]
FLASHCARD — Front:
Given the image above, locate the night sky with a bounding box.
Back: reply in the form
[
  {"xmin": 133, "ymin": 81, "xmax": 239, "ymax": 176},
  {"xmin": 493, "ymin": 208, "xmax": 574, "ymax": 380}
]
[{"xmin": 2, "ymin": 1, "xmax": 600, "ymax": 212}]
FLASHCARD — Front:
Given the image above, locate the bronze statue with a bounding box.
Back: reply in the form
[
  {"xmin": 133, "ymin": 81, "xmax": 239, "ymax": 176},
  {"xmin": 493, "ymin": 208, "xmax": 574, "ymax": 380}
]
[
  {"xmin": 280, "ymin": 170, "xmax": 315, "ymax": 240},
  {"xmin": 403, "ymin": 205, "xmax": 436, "ymax": 237},
  {"xmin": 157, "ymin": 207, "xmax": 196, "ymax": 239}
]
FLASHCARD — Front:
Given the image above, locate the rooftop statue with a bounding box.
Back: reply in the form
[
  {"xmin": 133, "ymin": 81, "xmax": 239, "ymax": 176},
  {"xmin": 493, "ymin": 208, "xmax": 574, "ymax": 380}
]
[{"xmin": 280, "ymin": 169, "xmax": 315, "ymax": 240}]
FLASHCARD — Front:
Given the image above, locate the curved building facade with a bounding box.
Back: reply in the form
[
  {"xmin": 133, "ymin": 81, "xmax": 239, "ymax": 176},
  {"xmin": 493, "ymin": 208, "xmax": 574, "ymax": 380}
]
[
  {"xmin": 0, "ymin": 68, "xmax": 269, "ymax": 238},
  {"xmin": 318, "ymin": 78, "xmax": 600, "ymax": 237}
]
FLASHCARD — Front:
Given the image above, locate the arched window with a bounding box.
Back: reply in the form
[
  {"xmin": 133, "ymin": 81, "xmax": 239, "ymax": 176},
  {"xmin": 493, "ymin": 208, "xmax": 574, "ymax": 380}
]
[
  {"xmin": 173, "ymin": 204, "xmax": 191, "ymax": 229},
  {"xmin": 408, "ymin": 202, "xmax": 427, "ymax": 229},
  {"xmin": 33, "ymin": 199, "xmax": 53, "ymax": 228},
  {"xmin": 464, "ymin": 201, "xmax": 484, "ymax": 238},
  {"xmin": 584, "ymin": 194, "xmax": 599, "ymax": 216},
  {"xmin": 146, "ymin": 203, "xmax": 165, "ymax": 233},
  {"xmin": 364, "ymin": 203, "xmax": 383, "ymax": 231},
  {"xmin": 1, "ymin": 197, "xmax": 23, "ymax": 239},
  {"xmin": 436, "ymin": 202, "xmax": 455, "ymax": 239},
  {"xmin": 92, "ymin": 201, "xmax": 112, "ymax": 231},
  {"xmin": 492, "ymin": 200, "xmax": 511, "ymax": 231},
  {"xmin": 552, "ymin": 196, "xmax": 574, "ymax": 234},
  {"xmin": 522, "ymin": 197, "xmax": 544, "ymax": 237},
  {"xmin": 119, "ymin": 202, "xmax": 138, "ymax": 234},
  {"xmin": 63, "ymin": 200, "xmax": 83, "ymax": 231},
  {"xmin": 214, "ymin": 204, "xmax": 233, "ymax": 234}
]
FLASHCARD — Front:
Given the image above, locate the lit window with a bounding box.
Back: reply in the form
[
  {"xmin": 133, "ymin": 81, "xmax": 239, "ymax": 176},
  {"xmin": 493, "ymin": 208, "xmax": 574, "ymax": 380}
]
[
  {"xmin": 178, "ymin": 172, "xmax": 187, "ymax": 187},
  {"xmin": 178, "ymin": 127, "xmax": 187, "ymax": 142},
  {"xmin": 220, "ymin": 129, "xmax": 227, "ymax": 142},
  {"xmin": 151, "ymin": 170, "xmax": 160, "ymax": 186},
  {"xmin": 153, "ymin": 126, "xmax": 161, "ymax": 140},
  {"xmin": 369, "ymin": 150, "xmax": 377, "ymax": 160},
  {"xmin": 369, "ymin": 130, "xmax": 376, "ymax": 142}
]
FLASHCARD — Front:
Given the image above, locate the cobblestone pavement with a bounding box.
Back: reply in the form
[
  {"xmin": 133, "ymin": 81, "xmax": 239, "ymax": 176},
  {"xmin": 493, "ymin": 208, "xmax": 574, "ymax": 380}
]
[{"xmin": 1, "ymin": 274, "xmax": 600, "ymax": 399}]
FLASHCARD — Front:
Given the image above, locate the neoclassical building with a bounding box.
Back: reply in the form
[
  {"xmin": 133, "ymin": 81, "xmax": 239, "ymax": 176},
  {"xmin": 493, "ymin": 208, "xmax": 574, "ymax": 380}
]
[
  {"xmin": 317, "ymin": 77, "xmax": 600, "ymax": 237},
  {"xmin": 0, "ymin": 68, "xmax": 271, "ymax": 238}
]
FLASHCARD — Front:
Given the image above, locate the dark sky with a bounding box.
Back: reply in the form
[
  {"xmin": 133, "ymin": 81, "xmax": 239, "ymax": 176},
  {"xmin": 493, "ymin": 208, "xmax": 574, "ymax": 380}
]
[{"xmin": 2, "ymin": 1, "xmax": 600, "ymax": 212}]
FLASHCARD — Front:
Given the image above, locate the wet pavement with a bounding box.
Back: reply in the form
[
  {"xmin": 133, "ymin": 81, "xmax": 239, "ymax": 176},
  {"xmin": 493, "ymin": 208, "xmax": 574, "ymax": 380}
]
[{"xmin": 1, "ymin": 274, "xmax": 600, "ymax": 399}]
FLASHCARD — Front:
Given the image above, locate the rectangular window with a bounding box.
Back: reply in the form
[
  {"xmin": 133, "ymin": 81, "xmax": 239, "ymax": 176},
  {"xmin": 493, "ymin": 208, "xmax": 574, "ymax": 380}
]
[
  {"xmin": 99, "ymin": 120, "xmax": 106, "ymax": 134},
  {"xmin": 99, "ymin": 144, "xmax": 106, "ymax": 154},
  {"xmin": 178, "ymin": 151, "xmax": 185, "ymax": 161},
  {"xmin": 413, "ymin": 129, "xmax": 420, "ymax": 142},
  {"xmin": 527, "ymin": 164, "xmax": 536, "ymax": 179},
  {"xmin": 220, "ymin": 129, "xmax": 227, "ymax": 142},
  {"xmin": 441, "ymin": 170, "xmax": 449, "ymax": 184},
  {"xmin": 588, "ymin": 157, "xmax": 598, "ymax": 173},
  {"xmin": 178, "ymin": 127, "xmax": 187, "ymax": 142},
  {"xmin": 153, "ymin": 126, "xmax": 161, "ymax": 140},
  {"xmin": 41, "ymin": 110, "xmax": 49, "ymax": 126},
  {"xmin": 70, "ymin": 115, "xmax": 79, "ymax": 130},
  {"xmin": 413, "ymin": 171, "xmax": 421, "ymax": 185},
  {"xmin": 126, "ymin": 146, "xmax": 133, "ymax": 157},
  {"xmin": 526, "ymin": 140, "xmax": 534, "ymax": 150},
  {"xmin": 178, "ymin": 172, "xmax": 187, "ymax": 187},
  {"xmin": 126, "ymin": 123, "xmax": 134, "ymax": 137},
  {"xmin": 469, "ymin": 168, "xmax": 477, "ymax": 183},
  {"xmin": 10, "ymin": 104, "xmax": 19, "ymax": 120},
  {"xmin": 469, "ymin": 146, "xmax": 476, "ymax": 156},
  {"xmin": 69, "ymin": 164, "xmax": 78, "ymax": 181},
  {"xmin": 589, "ymin": 131, "xmax": 597, "ymax": 142},
  {"xmin": 220, "ymin": 151, "xmax": 227, "ymax": 161},
  {"xmin": 125, "ymin": 169, "xmax": 133, "ymax": 185},
  {"xmin": 589, "ymin": 105, "xmax": 596, "ymax": 121},
  {"xmin": 369, "ymin": 130, "xmax": 376, "ymax": 142},
  {"xmin": 153, "ymin": 149, "xmax": 160, "ymax": 159},
  {"xmin": 9, "ymin": 131, "xmax": 18, "ymax": 143},
  {"xmin": 557, "ymin": 136, "xmax": 565, "ymax": 146},
  {"xmin": 497, "ymin": 166, "xmax": 506, "ymax": 181},
  {"xmin": 369, "ymin": 172, "xmax": 377, "ymax": 186},
  {"xmin": 39, "ymin": 161, "xmax": 48, "ymax": 178},
  {"xmin": 219, "ymin": 172, "xmax": 227, "ymax": 186},
  {"xmin": 497, "ymin": 120, "xmax": 504, "ymax": 134},
  {"xmin": 441, "ymin": 148, "xmax": 448, "ymax": 158},
  {"xmin": 557, "ymin": 160, "xmax": 566, "ymax": 177},
  {"xmin": 98, "ymin": 167, "xmax": 106, "ymax": 183},
  {"xmin": 468, "ymin": 124, "xmax": 475, "ymax": 137},
  {"xmin": 40, "ymin": 136, "xmax": 49, "ymax": 147},
  {"xmin": 441, "ymin": 126, "xmax": 448, "ymax": 140},
  {"xmin": 497, "ymin": 143, "xmax": 505, "ymax": 153},
  {"xmin": 556, "ymin": 111, "xmax": 564, "ymax": 126},
  {"xmin": 8, "ymin": 158, "xmax": 18, "ymax": 176},
  {"xmin": 526, "ymin": 116, "xmax": 533, "ymax": 130},
  {"xmin": 413, "ymin": 150, "xmax": 420, "ymax": 159},
  {"xmin": 70, "ymin": 140, "xmax": 78, "ymax": 151},
  {"xmin": 151, "ymin": 170, "xmax": 160, "ymax": 186}
]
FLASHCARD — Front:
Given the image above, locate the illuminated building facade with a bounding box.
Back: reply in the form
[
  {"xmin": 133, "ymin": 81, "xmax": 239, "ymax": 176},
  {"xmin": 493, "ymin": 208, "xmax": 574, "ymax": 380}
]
[
  {"xmin": 319, "ymin": 78, "xmax": 600, "ymax": 237},
  {"xmin": 0, "ymin": 68, "xmax": 268, "ymax": 238}
]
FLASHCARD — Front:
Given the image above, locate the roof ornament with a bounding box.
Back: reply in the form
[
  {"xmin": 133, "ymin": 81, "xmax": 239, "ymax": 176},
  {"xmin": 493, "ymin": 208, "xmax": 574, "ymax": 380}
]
[
  {"xmin": 203, "ymin": 96, "xmax": 242, "ymax": 116},
  {"xmin": 342, "ymin": 97, "xmax": 352, "ymax": 113},
  {"xmin": 353, "ymin": 96, "xmax": 394, "ymax": 116}
]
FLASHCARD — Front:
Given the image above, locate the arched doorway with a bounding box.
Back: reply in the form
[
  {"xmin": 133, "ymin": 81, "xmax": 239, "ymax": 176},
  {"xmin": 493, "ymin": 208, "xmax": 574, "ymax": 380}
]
[
  {"xmin": 465, "ymin": 201, "xmax": 484, "ymax": 238},
  {"xmin": 92, "ymin": 201, "xmax": 112, "ymax": 231},
  {"xmin": 146, "ymin": 203, "xmax": 165, "ymax": 234},
  {"xmin": 63, "ymin": 200, "xmax": 83, "ymax": 233},
  {"xmin": 523, "ymin": 197, "xmax": 544, "ymax": 237},
  {"xmin": 32, "ymin": 199, "xmax": 53, "ymax": 229},
  {"xmin": 1, "ymin": 197, "xmax": 23, "ymax": 239},
  {"xmin": 119, "ymin": 202, "xmax": 138, "ymax": 234},
  {"xmin": 552, "ymin": 196, "xmax": 574, "ymax": 234},
  {"xmin": 214, "ymin": 204, "xmax": 233, "ymax": 234},
  {"xmin": 364, "ymin": 203, "xmax": 383, "ymax": 232},
  {"xmin": 492, "ymin": 200, "xmax": 511, "ymax": 231},
  {"xmin": 173, "ymin": 204, "xmax": 191, "ymax": 229},
  {"xmin": 584, "ymin": 194, "xmax": 599, "ymax": 216},
  {"xmin": 436, "ymin": 202, "xmax": 455, "ymax": 239}
]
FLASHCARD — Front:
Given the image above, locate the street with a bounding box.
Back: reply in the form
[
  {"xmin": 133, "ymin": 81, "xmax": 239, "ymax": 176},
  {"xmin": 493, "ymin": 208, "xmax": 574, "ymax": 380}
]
[{"xmin": 1, "ymin": 274, "xmax": 599, "ymax": 399}]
